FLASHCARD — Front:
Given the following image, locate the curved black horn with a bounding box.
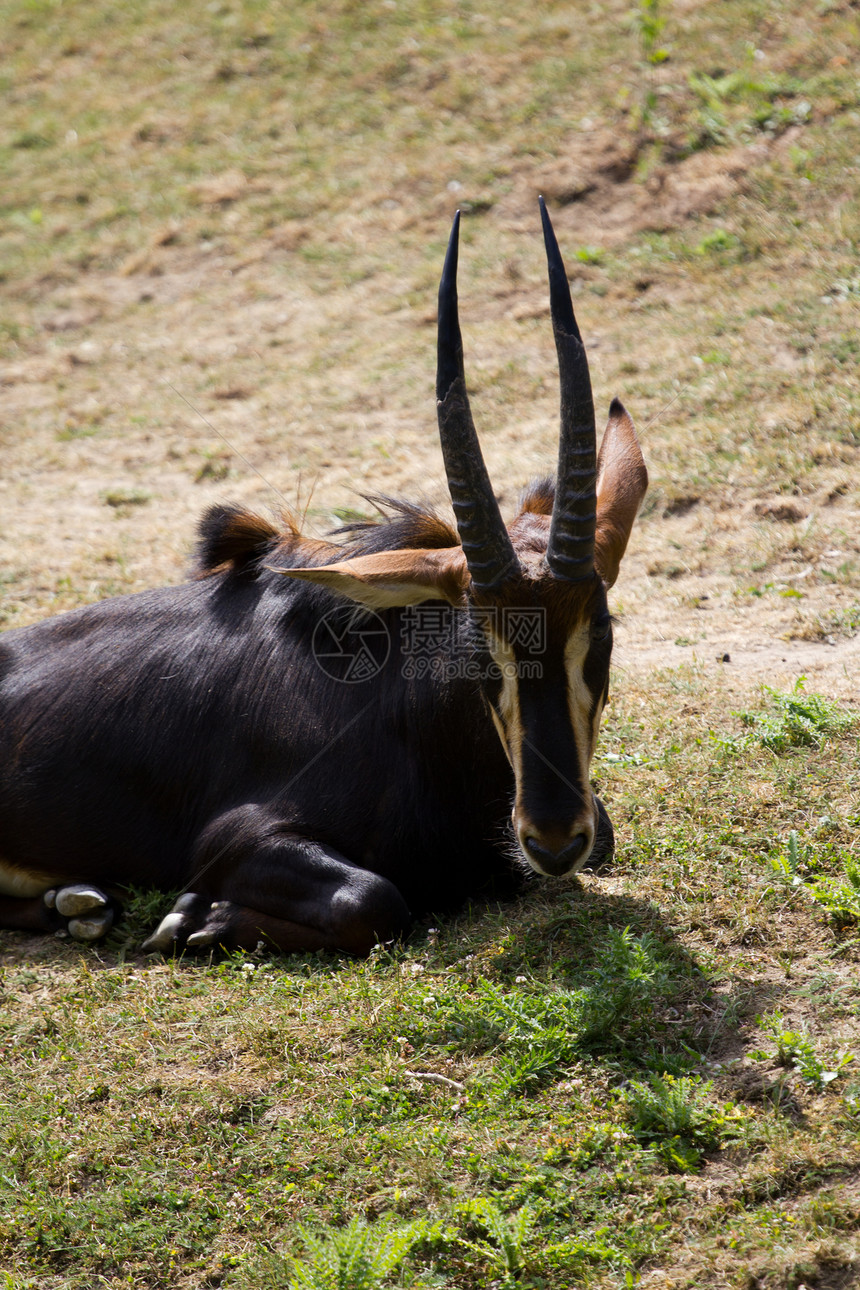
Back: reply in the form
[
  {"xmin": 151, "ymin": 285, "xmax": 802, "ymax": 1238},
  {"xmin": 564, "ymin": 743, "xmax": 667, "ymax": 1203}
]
[
  {"xmin": 436, "ymin": 211, "xmax": 520, "ymax": 592},
  {"xmin": 539, "ymin": 196, "xmax": 597, "ymax": 581}
]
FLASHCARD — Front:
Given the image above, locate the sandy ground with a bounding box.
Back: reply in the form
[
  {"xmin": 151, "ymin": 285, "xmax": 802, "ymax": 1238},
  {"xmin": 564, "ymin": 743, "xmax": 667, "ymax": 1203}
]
[{"xmin": 2, "ymin": 128, "xmax": 858, "ymax": 707}]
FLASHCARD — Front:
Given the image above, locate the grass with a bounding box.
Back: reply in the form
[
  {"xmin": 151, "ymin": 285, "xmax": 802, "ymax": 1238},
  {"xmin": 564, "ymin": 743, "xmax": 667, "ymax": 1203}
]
[
  {"xmin": 2, "ymin": 677, "xmax": 859, "ymax": 1287},
  {"xmin": 254, "ymin": 1214, "xmax": 437, "ymax": 1289},
  {"xmin": 1, "ymin": 0, "xmax": 860, "ymax": 1285},
  {"xmin": 730, "ymin": 678, "xmax": 856, "ymax": 753}
]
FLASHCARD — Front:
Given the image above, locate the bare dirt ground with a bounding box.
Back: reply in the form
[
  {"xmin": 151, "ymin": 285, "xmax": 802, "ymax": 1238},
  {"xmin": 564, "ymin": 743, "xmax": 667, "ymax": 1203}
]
[{"xmin": 2, "ymin": 141, "xmax": 857, "ymax": 706}]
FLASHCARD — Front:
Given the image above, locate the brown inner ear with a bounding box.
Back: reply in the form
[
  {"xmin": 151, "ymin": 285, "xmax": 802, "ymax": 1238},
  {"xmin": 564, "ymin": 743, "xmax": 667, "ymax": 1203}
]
[
  {"xmin": 271, "ymin": 546, "xmax": 471, "ymax": 610},
  {"xmin": 593, "ymin": 400, "xmax": 648, "ymax": 588}
]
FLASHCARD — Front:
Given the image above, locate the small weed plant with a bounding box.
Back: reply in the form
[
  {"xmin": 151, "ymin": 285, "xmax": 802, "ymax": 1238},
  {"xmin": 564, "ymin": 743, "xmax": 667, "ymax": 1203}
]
[
  {"xmin": 808, "ymin": 853, "xmax": 860, "ymax": 923},
  {"xmin": 756, "ymin": 1013, "xmax": 854, "ymax": 1091},
  {"xmin": 424, "ymin": 927, "xmax": 684, "ymax": 1095},
  {"xmin": 634, "ymin": 0, "xmax": 668, "ymax": 128},
  {"xmin": 261, "ymin": 1216, "xmax": 433, "ymax": 1290},
  {"xmin": 622, "ymin": 1074, "xmax": 749, "ymax": 1170},
  {"xmin": 455, "ymin": 1197, "xmax": 638, "ymax": 1287},
  {"xmin": 730, "ymin": 679, "xmax": 855, "ymax": 754},
  {"xmin": 686, "ymin": 52, "xmax": 812, "ymax": 153},
  {"xmin": 767, "ymin": 829, "xmax": 812, "ymax": 889},
  {"xmin": 762, "ymin": 831, "xmax": 860, "ymax": 925},
  {"xmin": 457, "ymin": 1198, "xmax": 535, "ymax": 1287}
]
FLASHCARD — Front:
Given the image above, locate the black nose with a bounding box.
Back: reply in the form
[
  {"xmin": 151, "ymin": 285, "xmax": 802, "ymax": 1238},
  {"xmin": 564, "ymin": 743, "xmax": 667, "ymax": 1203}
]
[{"xmin": 523, "ymin": 832, "xmax": 589, "ymax": 876}]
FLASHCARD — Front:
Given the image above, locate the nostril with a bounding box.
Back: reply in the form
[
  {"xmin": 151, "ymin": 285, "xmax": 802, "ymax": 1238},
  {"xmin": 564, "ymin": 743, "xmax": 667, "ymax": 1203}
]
[
  {"xmin": 524, "ymin": 835, "xmax": 547, "ymax": 865},
  {"xmin": 523, "ymin": 832, "xmax": 591, "ymax": 876},
  {"xmin": 559, "ymin": 832, "xmax": 588, "ymax": 867}
]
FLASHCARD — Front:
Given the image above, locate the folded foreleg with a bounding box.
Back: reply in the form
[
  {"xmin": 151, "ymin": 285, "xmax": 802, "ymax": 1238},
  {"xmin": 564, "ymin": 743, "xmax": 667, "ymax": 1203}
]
[{"xmin": 143, "ymin": 807, "xmax": 410, "ymax": 956}]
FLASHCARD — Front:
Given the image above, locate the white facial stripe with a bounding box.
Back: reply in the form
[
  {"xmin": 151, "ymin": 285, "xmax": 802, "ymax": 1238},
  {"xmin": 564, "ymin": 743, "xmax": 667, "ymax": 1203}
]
[
  {"xmin": 489, "ymin": 631, "xmax": 523, "ymax": 777},
  {"xmin": 488, "ymin": 706, "xmax": 514, "ymax": 767},
  {"xmin": 564, "ymin": 624, "xmax": 601, "ymax": 810},
  {"xmin": 485, "ymin": 621, "xmax": 604, "ymax": 857}
]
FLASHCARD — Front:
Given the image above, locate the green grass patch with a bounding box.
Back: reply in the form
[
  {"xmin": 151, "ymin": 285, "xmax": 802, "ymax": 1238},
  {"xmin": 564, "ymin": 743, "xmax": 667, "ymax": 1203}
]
[
  {"xmin": 622, "ymin": 1073, "xmax": 751, "ymax": 1170},
  {"xmin": 730, "ymin": 679, "xmax": 855, "ymax": 754},
  {"xmin": 2, "ymin": 670, "xmax": 859, "ymax": 1288}
]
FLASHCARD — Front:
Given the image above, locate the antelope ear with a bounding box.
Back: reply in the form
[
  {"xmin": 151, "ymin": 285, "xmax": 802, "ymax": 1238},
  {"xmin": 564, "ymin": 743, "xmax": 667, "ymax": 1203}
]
[
  {"xmin": 594, "ymin": 398, "xmax": 648, "ymax": 588},
  {"xmin": 270, "ymin": 546, "xmax": 470, "ymax": 610}
]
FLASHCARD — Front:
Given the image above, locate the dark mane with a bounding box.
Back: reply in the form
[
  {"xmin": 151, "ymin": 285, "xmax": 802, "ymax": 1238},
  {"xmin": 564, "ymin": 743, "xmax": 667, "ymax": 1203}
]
[
  {"xmin": 333, "ymin": 495, "xmax": 459, "ymax": 555},
  {"xmin": 194, "ymin": 504, "xmax": 281, "ymax": 576},
  {"xmin": 517, "ymin": 477, "xmax": 556, "ymax": 517},
  {"xmin": 194, "ymin": 495, "xmax": 459, "ymax": 577}
]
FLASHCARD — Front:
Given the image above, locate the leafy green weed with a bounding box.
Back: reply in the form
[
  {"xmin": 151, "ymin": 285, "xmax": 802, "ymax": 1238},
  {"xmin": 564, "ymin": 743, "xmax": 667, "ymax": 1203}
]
[
  {"xmin": 732, "ymin": 679, "xmax": 855, "ymax": 754},
  {"xmin": 621, "ymin": 1074, "xmax": 749, "ymax": 1171}
]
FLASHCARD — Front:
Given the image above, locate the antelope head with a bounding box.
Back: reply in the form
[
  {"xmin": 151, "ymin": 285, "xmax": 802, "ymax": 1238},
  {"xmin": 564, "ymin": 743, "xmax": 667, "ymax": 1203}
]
[{"xmin": 279, "ymin": 200, "xmax": 648, "ymax": 877}]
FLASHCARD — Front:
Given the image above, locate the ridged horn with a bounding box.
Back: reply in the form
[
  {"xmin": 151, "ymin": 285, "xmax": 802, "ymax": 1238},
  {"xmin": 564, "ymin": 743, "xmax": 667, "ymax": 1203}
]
[
  {"xmin": 539, "ymin": 196, "xmax": 597, "ymax": 581},
  {"xmin": 436, "ymin": 210, "xmax": 520, "ymax": 592}
]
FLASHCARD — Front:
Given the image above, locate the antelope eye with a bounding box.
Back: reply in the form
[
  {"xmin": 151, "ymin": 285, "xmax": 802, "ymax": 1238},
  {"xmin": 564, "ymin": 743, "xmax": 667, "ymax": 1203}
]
[{"xmin": 591, "ymin": 615, "xmax": 612, "ymax": 642}]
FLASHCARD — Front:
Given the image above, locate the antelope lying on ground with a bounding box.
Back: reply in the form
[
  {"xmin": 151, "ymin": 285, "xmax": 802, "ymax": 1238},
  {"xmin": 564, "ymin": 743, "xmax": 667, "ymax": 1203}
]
[{"xmin": 0, "ymin": 199, "xmax": 647, "ymax": 955}]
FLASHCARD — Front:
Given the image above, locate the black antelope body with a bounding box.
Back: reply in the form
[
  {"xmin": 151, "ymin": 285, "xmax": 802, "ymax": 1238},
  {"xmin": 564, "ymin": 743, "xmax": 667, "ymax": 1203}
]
[{"xmin": 0, "ymin": 200, "xmax": 647, "ymax": 955}]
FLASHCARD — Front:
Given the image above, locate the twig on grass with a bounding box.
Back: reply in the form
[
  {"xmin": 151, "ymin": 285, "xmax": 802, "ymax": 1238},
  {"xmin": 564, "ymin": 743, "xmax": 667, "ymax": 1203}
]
[{"xmin": 406, "ymin": 1070, "xmax": 466, "ymax": 1092}]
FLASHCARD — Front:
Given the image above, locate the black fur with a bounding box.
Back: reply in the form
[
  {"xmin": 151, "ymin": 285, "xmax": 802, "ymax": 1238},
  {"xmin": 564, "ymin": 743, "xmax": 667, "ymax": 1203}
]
[
  {"xmin": 0, "ymin": 505, "xmax": 518, "ymax": 932},
  {"xmin": 0, "ymin": 489, "xmax": 614, "ymax": 954},
  {"xmin": 331, "ymin": 495, "xmax": 459, "ymax": 555}
]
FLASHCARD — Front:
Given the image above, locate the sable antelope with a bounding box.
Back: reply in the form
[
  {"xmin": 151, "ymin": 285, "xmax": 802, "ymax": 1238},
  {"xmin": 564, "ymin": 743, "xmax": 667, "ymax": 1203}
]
[{"xmin": 0, "ymin": 199, "xmax": 647, "ymax": 955}]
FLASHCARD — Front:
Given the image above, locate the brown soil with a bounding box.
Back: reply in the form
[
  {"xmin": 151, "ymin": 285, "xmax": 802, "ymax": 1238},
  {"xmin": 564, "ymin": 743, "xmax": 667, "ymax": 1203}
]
[{"xmin": 1, "ymin": 137, "xmax": 857, "ymax": 710}]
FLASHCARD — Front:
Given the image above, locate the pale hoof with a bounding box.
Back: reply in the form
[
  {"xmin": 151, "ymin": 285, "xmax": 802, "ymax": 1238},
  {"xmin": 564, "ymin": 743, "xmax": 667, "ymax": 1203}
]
[
  {"xmin": 68, "ymin": 909, "xmax": 115, "ymax": 942},
  {"xmin": 142, "ymin": 911, "xmax": 188, "ymax": 956},
  {"xmin": 55, "ymin": 884, "xmax": 109, "ymax": 918},
  {"xmin": 142, "ymin": 894, "xmax": 209, "ymax": 956},
  {"xmin": 186, "ymin": 925, "xmax": 217, "ymax": 949},
  {"xmin": 45, "ymin": 883, "xmax": 116, "ymax": 942}
]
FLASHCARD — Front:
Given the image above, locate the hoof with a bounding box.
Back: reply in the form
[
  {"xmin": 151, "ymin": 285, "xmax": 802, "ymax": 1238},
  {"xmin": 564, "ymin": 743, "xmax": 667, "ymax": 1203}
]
[
  {"xmin": 47, "ymin": 883, "xmax": 115, "ymax": 942},
  {"xmin": 142, "ymin": 911, "xmax": 187, "ymax": 955},
  {"xmin": 143, "ymin": 894, "xmax": 236, "ymax": 956},
  {"xmin": 142, "ymin": 894, "xmax": 210, "ymax": 955},
  {"xmin": 186, "ymin": 927, "xmax": 218, "ymax": 949},
  {"xmin": 55, "ymin": 884, "xmax": 109, "ymax": 918},
  {"xmin": 68, "ymin": 909, "xmax": 115, "ymax": 941}
]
